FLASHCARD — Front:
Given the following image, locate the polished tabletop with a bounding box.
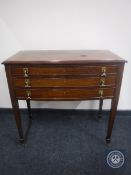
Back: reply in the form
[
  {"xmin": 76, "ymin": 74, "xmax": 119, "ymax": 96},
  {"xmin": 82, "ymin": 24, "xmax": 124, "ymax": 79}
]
[{"xmin": 2, "ymin": 50, "xmax": 126, "ymax": 65}]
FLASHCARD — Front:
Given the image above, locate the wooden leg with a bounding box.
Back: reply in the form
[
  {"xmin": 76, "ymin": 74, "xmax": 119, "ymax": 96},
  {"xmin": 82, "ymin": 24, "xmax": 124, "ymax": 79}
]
[
  {"xmin": 12, "ymin": 100, "xmax": 24, "ymax": 143},
  {"xmin": 98, "ymin": 99, "xmax": 103, "ymax": 119},
  {"xmin": 5, "ymin": 66, "xmax": 32, "ymax": 143},
  {"xmin": 106, "ymin": 99, "xmax": 118, "ymax": 144},
  {"xmin": 26, "ymin": 99, "xmax": 32, "ymax": 119},
  {"xmin": 105, "ymin": 65, "xmax": 124, "ymax": 144}
]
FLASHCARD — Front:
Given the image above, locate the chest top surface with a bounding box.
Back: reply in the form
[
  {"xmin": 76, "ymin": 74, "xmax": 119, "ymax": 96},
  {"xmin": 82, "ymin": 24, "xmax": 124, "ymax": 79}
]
[{"xmin": 2, "ymin": 50, "xmax": 126, "ymax": 65}]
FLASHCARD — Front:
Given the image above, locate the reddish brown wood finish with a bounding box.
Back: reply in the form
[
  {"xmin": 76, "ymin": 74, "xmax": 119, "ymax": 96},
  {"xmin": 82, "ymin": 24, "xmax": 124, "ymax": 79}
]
[
  {"xmin": 2, "ymin": 50, "xmax": 126, "ymax": 144},
  {"xmin": 15, "ymin": 88, "xmax": 115, "ymax": 100},
  {"xmin": 13, "ymin": 76, "xmax": 116, "ymax": 88},
  {"xmin": 2, "ymin": 50, "xmax": 125, "ymax": 64},
  {"xmin": 11, "ymin": 65, "xmax": 118, "ymax": 76}
]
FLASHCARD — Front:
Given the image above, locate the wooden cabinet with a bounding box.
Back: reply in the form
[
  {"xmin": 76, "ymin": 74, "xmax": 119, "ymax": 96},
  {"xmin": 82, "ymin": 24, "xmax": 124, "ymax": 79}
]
[{"xmin": 2, "ymin": 50, "xmax": 126, "ymax": 144}]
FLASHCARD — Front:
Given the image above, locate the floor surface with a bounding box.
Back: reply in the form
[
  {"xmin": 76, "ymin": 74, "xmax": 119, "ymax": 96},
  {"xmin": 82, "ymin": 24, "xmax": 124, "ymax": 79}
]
[{"xmin": 0, "ymin": 109, "xmax": 131, "ymax": 175}]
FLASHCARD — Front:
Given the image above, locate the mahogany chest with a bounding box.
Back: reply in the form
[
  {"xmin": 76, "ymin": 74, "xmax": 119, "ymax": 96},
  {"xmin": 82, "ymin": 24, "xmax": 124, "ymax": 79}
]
[{"xmin": 2, "ymin": 50, "xmax": 126, "ymax": 143}]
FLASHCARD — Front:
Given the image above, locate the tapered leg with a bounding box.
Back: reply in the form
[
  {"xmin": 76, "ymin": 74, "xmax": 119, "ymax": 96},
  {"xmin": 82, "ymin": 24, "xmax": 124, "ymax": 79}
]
[
  {"xmin": 12, "ymin": 100, "xmax": 24, "ymax": 143},
  {"xmin": 98, "ymin": 99, "xmax": 103, "ymax": 119},
  {"xmin": 26, "ymin": 99, "xmax": 32, "ymax": 119},
  {"xmin": 105, "ymin": 64, "xmax": 125, "ymax": 144},
  {"xmin": 106, "ymin": 99, "xmax": 118, "ymax": 144}
]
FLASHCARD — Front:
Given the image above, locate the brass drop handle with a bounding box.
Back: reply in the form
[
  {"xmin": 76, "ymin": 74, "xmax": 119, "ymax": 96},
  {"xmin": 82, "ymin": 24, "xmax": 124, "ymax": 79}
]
[
  {"xmin": 100, "ymin": 78, "xmax": 105, "ymax": 87},
  {"xmin": 99, "ymin": 89, "xmax": 103, "ymax": 98},
  {"xmin": 101, "ymin": 67, "xmax": 107, "ymax": 77},
  {"xmin": 25, "ymin": 79, "xmax": 31, "ymax": 87},
  {"xmin": 26, "ymin": 90, "xmax": 31, "ymax": 99},
  {"xmin": 23, "ymin": 68, "xmax": 28, "ymax": 77}
]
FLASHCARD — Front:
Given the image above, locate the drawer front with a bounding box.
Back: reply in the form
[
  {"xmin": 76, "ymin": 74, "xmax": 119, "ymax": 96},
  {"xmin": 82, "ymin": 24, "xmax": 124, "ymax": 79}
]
[
  {"xmin": 11, "ymin": 65, "xmax": 118, "ymax": 77},
  {"xmin": 12, "ymin": 67, "xmax": 65, "ymax": 76},
  {"xmin": 65, "ymin": 66, "xmax": 117, "ymax": 75},
  {"xmin": 13, "ymin": 77, "xmax": 117, "ymax": 88},
  {"xmin": 15, "ymin": 88, "xmax": 115, "ymax": 100}
]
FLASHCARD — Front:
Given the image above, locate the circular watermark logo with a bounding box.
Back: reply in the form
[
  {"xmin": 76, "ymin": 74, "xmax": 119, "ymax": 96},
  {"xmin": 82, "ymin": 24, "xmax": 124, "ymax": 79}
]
[{"xmin": 107, "ymin": 150, "xmax": 124, "ymax": 168}]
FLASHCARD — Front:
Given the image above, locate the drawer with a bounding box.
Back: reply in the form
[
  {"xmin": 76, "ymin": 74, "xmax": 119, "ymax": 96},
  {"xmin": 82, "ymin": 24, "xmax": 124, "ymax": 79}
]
[
  {"xmin": 12, "ymin": 67, "xmax": 65, "ymax": 76},
  {"xmin": 15, "ymin": 88, "xmax": 115, "ymax": 100},
  {"xmin": 13, "ymin": 77, "xmax": 117, "ymax": 88},
  {"xmin": 65, "ymin": 66, "xmax": 117, "ymax": 75},
  {"xmin": 11, "ymin": 65, "xmax": 118, "ymax": 77}
]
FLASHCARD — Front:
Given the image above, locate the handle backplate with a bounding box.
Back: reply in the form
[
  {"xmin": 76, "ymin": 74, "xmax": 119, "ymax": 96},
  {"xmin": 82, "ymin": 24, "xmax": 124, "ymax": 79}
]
[
  {"xmin": 100, "ymin": 78, "xmax": 105, "ymax": 87},
  {"xmin": 23, "ymin": 68, "xmax": 28, "ymax": 78},
  {"xmin": 101, "ymin": 67, "xmax": 107, "ymax": 77},
  {"xmin": 25, "ymin": 79, "xmax": 31, "ymax": 87},
  {"xmin": 99, "ymin": 89, "xmax": 103, "ymax": 98},
  {"xmin": 26, "ymin": 90, "xmax": 31, "ymax": 99}
]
